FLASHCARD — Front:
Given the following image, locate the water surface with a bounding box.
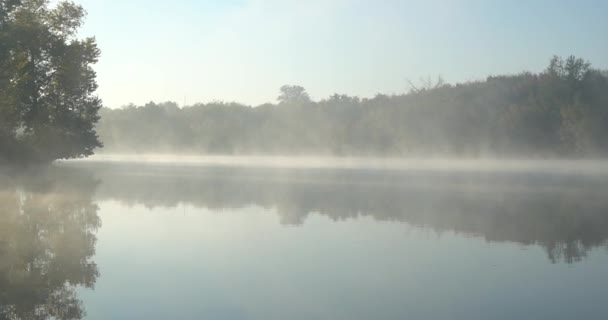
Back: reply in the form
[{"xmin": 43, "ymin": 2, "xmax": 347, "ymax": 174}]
[{"xmin": 1, "ymin": 160, "xmax": 608, "ymax": 319}]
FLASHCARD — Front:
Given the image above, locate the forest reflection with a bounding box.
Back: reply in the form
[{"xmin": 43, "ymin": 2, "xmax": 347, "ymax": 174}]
[
  {"xmin": 78, "ymin": 162, "xmax": 608, "ymax": 264},
  {"xmin": 0, "ymin": 168, "xmax": 100, "ymax": 320}
]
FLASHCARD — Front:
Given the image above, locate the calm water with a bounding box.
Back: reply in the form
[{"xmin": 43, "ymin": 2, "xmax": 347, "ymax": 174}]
[{"xmin": 2, "ymin": 161, "xmax": 608, "ymax": 319}]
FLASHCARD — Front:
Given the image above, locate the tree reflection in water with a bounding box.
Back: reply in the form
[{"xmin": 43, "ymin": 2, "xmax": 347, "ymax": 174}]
[
  {"xmin": 0, "ymin": 167, "xmax": 99, "ymax": 320},
  {"xmin": 82, "ymin": 163, "xmax": 608, "ymax": 264},
  {"xmin": 1, "ymin": 161, "xmax": 604, "ymax": 320}
]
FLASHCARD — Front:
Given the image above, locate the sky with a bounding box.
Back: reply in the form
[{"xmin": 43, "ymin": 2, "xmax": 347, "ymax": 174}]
[{"xmin": 68, "ymin": 0, "xmax": 608, "ymax": 108}]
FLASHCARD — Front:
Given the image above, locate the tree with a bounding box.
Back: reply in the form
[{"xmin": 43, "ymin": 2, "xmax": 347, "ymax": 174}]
[
  {"xmin": 546, "ymin": 55, "xmax": 591, "ymax": 83},
  {"xmin": 0, "ymin": 0, "xmax": 102, "ymax": 163},
  {"xmin": 0, "ymin": 1, "xmax": 22, "ymax": 158},
  {"xmin": 277, "ymin": 85, "xmax": 311, "ymax": 105}
]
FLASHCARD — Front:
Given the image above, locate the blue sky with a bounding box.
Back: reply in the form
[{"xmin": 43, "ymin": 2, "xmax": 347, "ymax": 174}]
[{"xmin": 70, "ymin": 0, "xmax": 608, "ymax": 108}]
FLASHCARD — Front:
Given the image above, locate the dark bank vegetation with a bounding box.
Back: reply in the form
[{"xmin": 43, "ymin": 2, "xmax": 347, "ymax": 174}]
[
  {"xmin": 98, "ymin": 56, "xmax": 608, "ymax": 157},
  {"xmin": 0, "ymin": 0, "xmax": 102, "ymax": 164}
]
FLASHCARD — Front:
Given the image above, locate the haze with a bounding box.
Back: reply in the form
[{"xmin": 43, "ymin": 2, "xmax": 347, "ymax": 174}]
[{"xmin": 2, "ymin": 1, "xmax": 608, "ymax": 319}]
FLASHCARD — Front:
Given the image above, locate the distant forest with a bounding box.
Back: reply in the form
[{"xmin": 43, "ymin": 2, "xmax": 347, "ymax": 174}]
[{"xmin": 98, "ymin": 56, "xmax": 608, "ymax": 157}]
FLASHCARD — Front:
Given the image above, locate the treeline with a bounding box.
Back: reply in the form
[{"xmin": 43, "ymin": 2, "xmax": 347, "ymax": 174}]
[{"xmin": 98, "ymin": 56, "xmax": 608, "ymax": 157}]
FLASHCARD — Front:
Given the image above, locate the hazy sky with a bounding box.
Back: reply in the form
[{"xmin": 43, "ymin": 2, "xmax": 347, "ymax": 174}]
[{"xmin": 71, "ymin": 0, "xmax": 608, "ymax": 108}]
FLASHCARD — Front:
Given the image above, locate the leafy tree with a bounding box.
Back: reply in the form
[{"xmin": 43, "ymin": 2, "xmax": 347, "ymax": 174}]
[
  {"xmin": 0, "ymin": 0, "xmax": 102, "ymax": 163},
  {"xmin": 277, "ymin": 85, "xmax": 311, "ymax": 105},
  {"xmin": 0, "ymin": 0, "xmax": 21, "ymax": 157}
]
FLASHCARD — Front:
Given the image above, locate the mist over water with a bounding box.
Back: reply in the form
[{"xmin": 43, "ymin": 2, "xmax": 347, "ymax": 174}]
[
  {"xmin": 1, "ymin": 156, "xmax": 608, "ymax": 319},
  {"xmin": 71, "ymin": 154, "xmax": 608, "ymax": 175},
  {"xmin": 2, "ymin": 1, "xmax": 608, "ymax": 319}
]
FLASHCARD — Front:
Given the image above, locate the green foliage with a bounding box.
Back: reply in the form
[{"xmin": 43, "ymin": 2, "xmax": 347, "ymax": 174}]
[
  {"xmin": 0, "ymin": 0, "xmax": 102, "ymax": 164},
  {"xmin": 98, "ymin": 56, "xmax": 608, "ymax": 157}
]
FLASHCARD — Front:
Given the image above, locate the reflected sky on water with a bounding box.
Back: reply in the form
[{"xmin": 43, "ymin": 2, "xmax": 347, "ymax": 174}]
[{"xmin": 2, "ymin": 161, "xmax": 608, "ymax": 319}]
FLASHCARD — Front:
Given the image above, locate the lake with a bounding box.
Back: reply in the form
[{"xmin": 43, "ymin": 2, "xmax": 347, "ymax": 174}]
[{"xmin": 1, "ymin": 159, "xmax": 608, "ymax": 320}]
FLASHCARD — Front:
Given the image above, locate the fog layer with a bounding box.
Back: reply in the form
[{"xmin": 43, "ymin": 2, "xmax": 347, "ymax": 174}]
[{"xmin": 97, "ymin": 56, "xmax": 608, "ymax": 158}]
